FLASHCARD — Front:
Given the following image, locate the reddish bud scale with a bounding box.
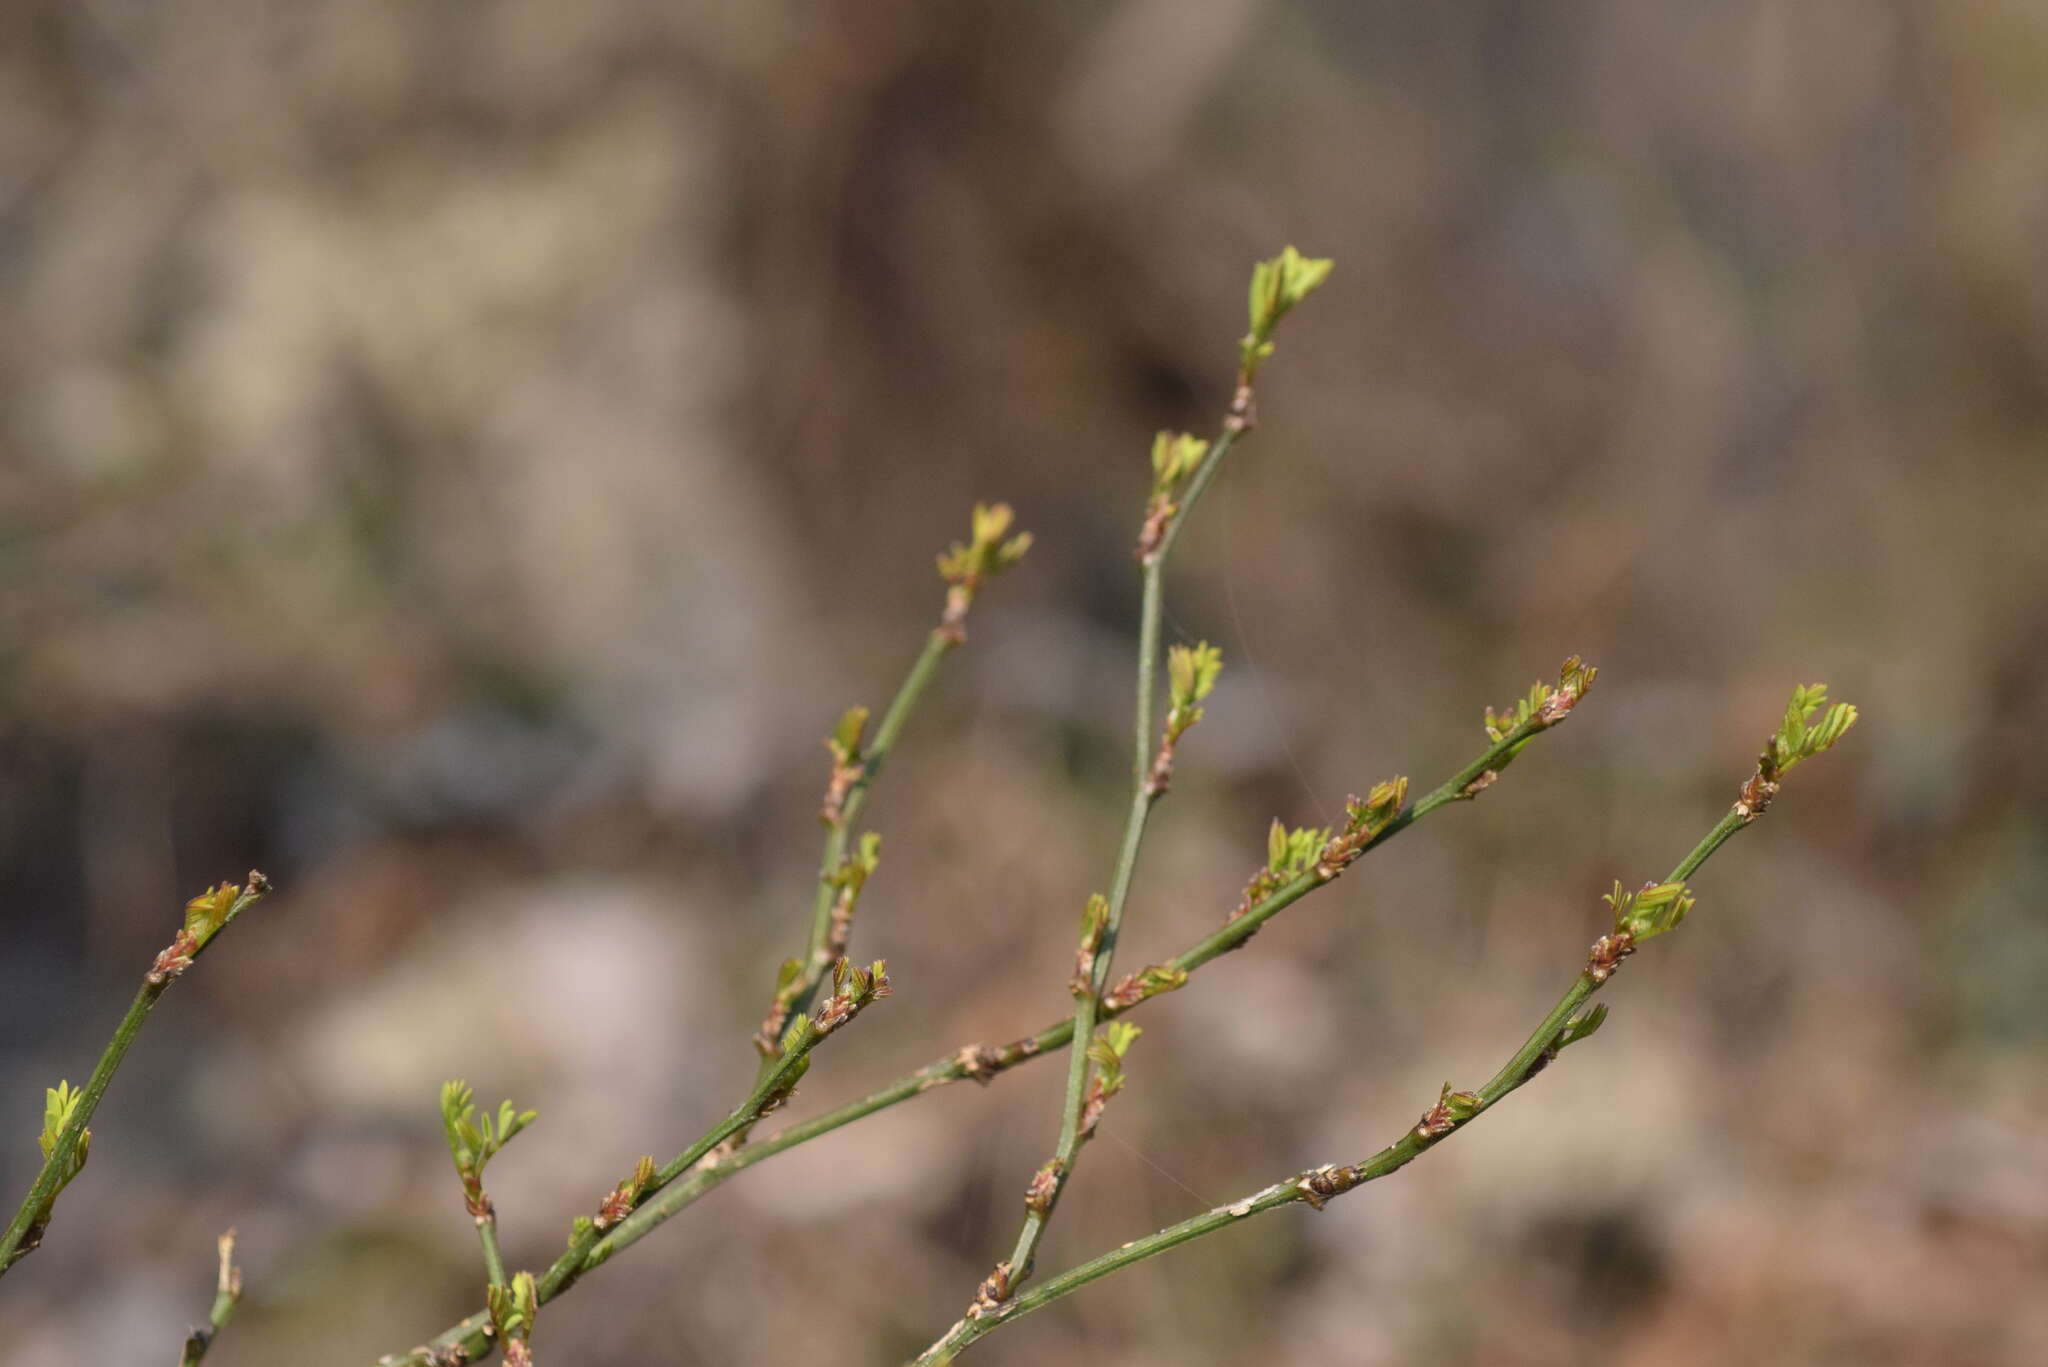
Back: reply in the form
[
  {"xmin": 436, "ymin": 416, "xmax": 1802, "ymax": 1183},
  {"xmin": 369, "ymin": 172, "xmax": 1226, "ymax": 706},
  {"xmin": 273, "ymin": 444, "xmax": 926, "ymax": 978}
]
[
  {"xmin": 938, "ymin": 584, "xmax": 975, "ymax": 645},
  {"xmin": 1458, "ymin": 769, "xmax": 1500, "ymax": 799},
  {"xmin": 1078, "ymin": 1078, "xmax": 1117, "ymax": 1141},
  {"xmin": 820, "ymin": 760, "xmax": 862, "ymax": 827},
  {"xmin": 752, "ymin": 1000, "xmax": 791, "ymax": 1058},
  {"xmin": 146, "ymin": 928, "xmax": 201, "ymax": 986},
  {"xmin": 968, "ymin": 1261, "xmax": 1014, "ymax": 1320},
  {"xmin": 1102, "ymin": 974, "xmax": 1146, "ymax": 1011},
  {"xmin": 1535, "ymin": 688, "xmax": 1580, "ymax": 726},
  {"xmin": 1224, "ymin": 383, "xmax": 1256, "ymax": 432},
  {"xmin": 1023, "ymin": 1160, "xmax": 1064, "ymax": 1214},
  {"xmin": 1735, "ymin": 770, "xmax": 1779, "ymax": 822},
  {"xmin": 1586, "ymin": 931, "xmax": 1636, "ymax": 983},
  {"xmin": 824, "ymin": 887, "xmax": 858, "ymax": 961},
  {"xmin": 1144, "ymin": 736, "xmax": 1177, "ymax": 797},
  {"xmin": 1412, "ymin": 1096, "xmax": 1476, "ymax": 1141},
  {"xmin": 1135, "ymin": 495, "xmax": 1175, "ymax": 562}
]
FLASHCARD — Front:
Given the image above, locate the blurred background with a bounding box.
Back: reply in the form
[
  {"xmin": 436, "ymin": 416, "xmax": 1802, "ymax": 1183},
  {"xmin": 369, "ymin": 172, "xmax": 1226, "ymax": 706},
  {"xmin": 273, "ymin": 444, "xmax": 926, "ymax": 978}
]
[{"xmin": 2, "ymin": 2, "xmax": 2045, "ymax": 1364}]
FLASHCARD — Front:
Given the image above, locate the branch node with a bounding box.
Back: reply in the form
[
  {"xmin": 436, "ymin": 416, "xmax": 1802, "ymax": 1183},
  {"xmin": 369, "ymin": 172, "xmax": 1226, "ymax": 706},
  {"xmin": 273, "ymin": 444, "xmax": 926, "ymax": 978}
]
[
  {"xmin": 967, "ymin": 1261, "xmax": 1014, "ymax": 1320},
  {"xmin": 1296, "ymin": 1164, "xmax": 1347, "ymax": 1210},
  {"xmin": 1585, "ymin": 931, "xmax": 1636, "ymax": 984},
  {"xmin": 954, "ymin": 1044, "xmax": 1003, "ymax": 1085},
  {"xmin": 1457, "ymin": 769, "xmax": 1499, "ymax": 800},
  {"xmin": 146, "ymin": 928, "xmax": 201, "ymax": 986}
]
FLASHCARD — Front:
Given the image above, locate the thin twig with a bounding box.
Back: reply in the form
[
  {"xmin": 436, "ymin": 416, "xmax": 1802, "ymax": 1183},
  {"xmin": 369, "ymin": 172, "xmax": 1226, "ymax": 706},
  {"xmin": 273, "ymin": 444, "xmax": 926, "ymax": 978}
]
[
  {"xmin": 751, "ymin": 506, "xmax": 1028, "ymax": 1077},
  {"xmin": 384, "ymin": 963, "xmax": 892, "ymax": 1365},
  {"xmin": 902, "ymin": 688, "xmax": 1855, "ymax": 1363},
  {"xmin": 941, "ymin": 250, "xmax": 1337, "ymax": 1347},
  {"xmin": 0, "ymin": 875, "xmax": 270, "ymax": 1275},
  {"xmin": 377, "ymin": 693, "xmax": 1571, "ymax": 1366},
  {"xmin": 758, "ymin": 632, "xmax": 945, "ymax": 1055},
  {"xmin": 905, "ymin": 770, "xmax": 1818, "ymax": 1360}
]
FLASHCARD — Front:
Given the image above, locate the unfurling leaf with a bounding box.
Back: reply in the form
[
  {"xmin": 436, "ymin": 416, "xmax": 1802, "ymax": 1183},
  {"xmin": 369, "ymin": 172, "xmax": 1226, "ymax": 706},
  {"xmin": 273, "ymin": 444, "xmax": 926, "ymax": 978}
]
[
  {"xmin": 1344, "ymin": 778, "xmax": 1408, "ymax": 837},
  {"xmin": 1438, "ymin": 1083, "xmax": 1484, "ymax": 1124},
  {"xmin": 181, "ymin": 873, "xmax": 270, "ymax": 951},
  {"xmin": 1086, "ymin": 1021, "xmax": 1143, "ymax": 1097},
  {"xmin": 438, "ymin": 1080, "xmax": 535, "ymax": 1178},
  {"xmin": 1167, "ymin": 643, "xmax": 1223, "ymax": 710},
  {"xmin": 1077, "ymin": 893, "xmax": 1111, "ymax": 947},
  {"xmin": 1163, "ymin": 642, "xmax": 1225, "ymax": 746},
  {"xmin": 39, "ymin": 1082, "xmax": 83, "ymax": 1161},
  {"xmin": 937, "ymin": 503, "xmax": 1033, "ymax": 587},
  {"xmin": 1240, "ymin": 246, "xmax": 1335, "ymax": 381},
  {"xmin": 829, "ymin": 706, "xmax": 870, "ymax": 764},
  {"xmin": 1150, "ymin": 431, "xmax": 1210, "ymax": 496},
  {"xmin": 1265, "ymin": 821, "xmax": 1330, "ymax": 877},
  {"xmin": 1765, "ymin": 682, "xmax": 1859, "ymax": 778},
  {"xmin": 38, "ymin": 1081, "xmax": 90, "ymax": 1192},
  {"xmin": 1604, "ymin": 880, "xmax": 1695, "ymax": 943},
  {"xmin": 488, "ymin": 1270, "xmax": 539, "ymax": 1342},
  {"xmin": 826, "ymin": 833, "xmax": 884, "ymax": 894}
]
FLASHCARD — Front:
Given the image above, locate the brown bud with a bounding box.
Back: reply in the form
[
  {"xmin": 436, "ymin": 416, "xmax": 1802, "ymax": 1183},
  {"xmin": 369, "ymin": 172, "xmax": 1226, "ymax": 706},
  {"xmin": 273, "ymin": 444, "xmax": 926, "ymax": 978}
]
[
  {"xmin": 1586, "ymin": 931, "xmax": 1636, "ymax": 983},
  {"xmin": 968, "ymin": 1260, "xmax": 1014, "ymax": 1319},
  {"xmin": 146, "ymin": 928, "xmax": 201, "ymax": 986}
]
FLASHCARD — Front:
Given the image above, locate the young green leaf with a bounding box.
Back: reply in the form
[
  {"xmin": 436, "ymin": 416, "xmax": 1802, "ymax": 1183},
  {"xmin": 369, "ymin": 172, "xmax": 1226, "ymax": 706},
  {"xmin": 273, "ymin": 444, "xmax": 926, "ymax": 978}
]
[
  {"xmin": 1766, "ymin": 683, "xmax": 1860, "ymax": 776},
  {"xmin": 1265, "ymin": 820, "xmax": 1330, "ymax": 877},
  {"xmin": 1163, "ymin": 642, "xmax": 1224, "ymax": 745},
  {"xmin": 937, "ymin": 502, "xmax": 1033, "ymax": 587},
  {"xmin": 829, "ymin": 706, "xmax": 870, "ymax": 765},
  {"xmin": 1605, "ymin": 880, "xmax": 1695, "ymax": 943},
  {"xmin": 37, "ymin": 1082, "xmax": 90, "ymax": 1193},
  {"xmin": 1240, "ymin": 246, "xmax": 1335, "ymax": 381},
  {"xmin": 1149, "ymin": 431, "xmax": 1210, "ymax": 496},
  {"xmin": 180, "ymin": 874, "xmax": 270, "ymax": 952}
]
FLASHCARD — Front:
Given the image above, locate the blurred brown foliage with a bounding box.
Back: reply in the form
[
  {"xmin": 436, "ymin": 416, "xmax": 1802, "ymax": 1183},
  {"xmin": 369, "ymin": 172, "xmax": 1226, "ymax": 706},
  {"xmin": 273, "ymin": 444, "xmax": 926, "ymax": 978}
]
[{"xmin": 3, "ymin": 3, "xmax": 2046, "ymax": 1364}]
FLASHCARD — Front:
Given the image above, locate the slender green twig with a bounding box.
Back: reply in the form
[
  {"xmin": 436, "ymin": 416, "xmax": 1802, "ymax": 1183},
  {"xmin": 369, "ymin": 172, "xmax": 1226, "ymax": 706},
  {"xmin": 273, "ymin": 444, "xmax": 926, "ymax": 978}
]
[
  {"xmin": 752, "ymin": 506, "xmax": 1029, "ymax": 1072},
  {"xmin": 379, "ymin": 679, "xmax": 1578, "ymax": 1366},
  {"xmin": 984, "ymin": 249, "xmax": 1341, "ymax": 1320},
  {"xmin": 178, "ymin": 1230, "xmax": 244, "ymax": 1366},
  {"xmin": 385, "ymin": 961, "xmax": 896, "ymax": 1366},
  {"xmin": 438, "ymin": 1080, "xmax": 534, "ymax": 1324},
  {"xmin": 943, "ymin": 249, "xmax": 1339, "ymax": 1339},
  {"xmin": 998, "ymin": 526, "xmax": 1173, "ymax": 1294},
  {"xmin": 757, "ymin": 633, "xmax": 940, "ymax": 1057},
  {"xmin": 1, "ymin": 874, "xmax": 269, "ymax": 1275},
  {"xmin": 904, "ymin": 686, "xmax": 1857, "ymax": 1364},
  {"xmin": 557, "ymin": 963, "xmax": 890, "ymax": 1294}
]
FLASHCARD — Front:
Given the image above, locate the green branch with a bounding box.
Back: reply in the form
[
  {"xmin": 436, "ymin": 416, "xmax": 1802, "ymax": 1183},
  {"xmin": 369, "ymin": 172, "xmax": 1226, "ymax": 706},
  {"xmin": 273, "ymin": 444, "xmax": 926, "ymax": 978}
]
[
  {"xmin": 386, "ymin": 962, "xmax": 892, "ymax": 1365},
  {"xmin": 752, "ymin": 505, "xmax": 1029, "ymax": 1068},
  {"xmin": 438, "ymin": 1081, "xmax": 535, "ymax": 1306},
  {"xmin": 1, "ymin": 874, "xmax": 271, "ymax": 1276},
  {"xmin": 378, "ymin": 664, "xmax": 1585, "ymax": 1366},
  {"xmin": 905, "ymin": 684, "xmax": 1856, "ymax": 1363},
  {"xmin": 926, "ymin": 247, "xmax": 1339, "ymax": 1352}
]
